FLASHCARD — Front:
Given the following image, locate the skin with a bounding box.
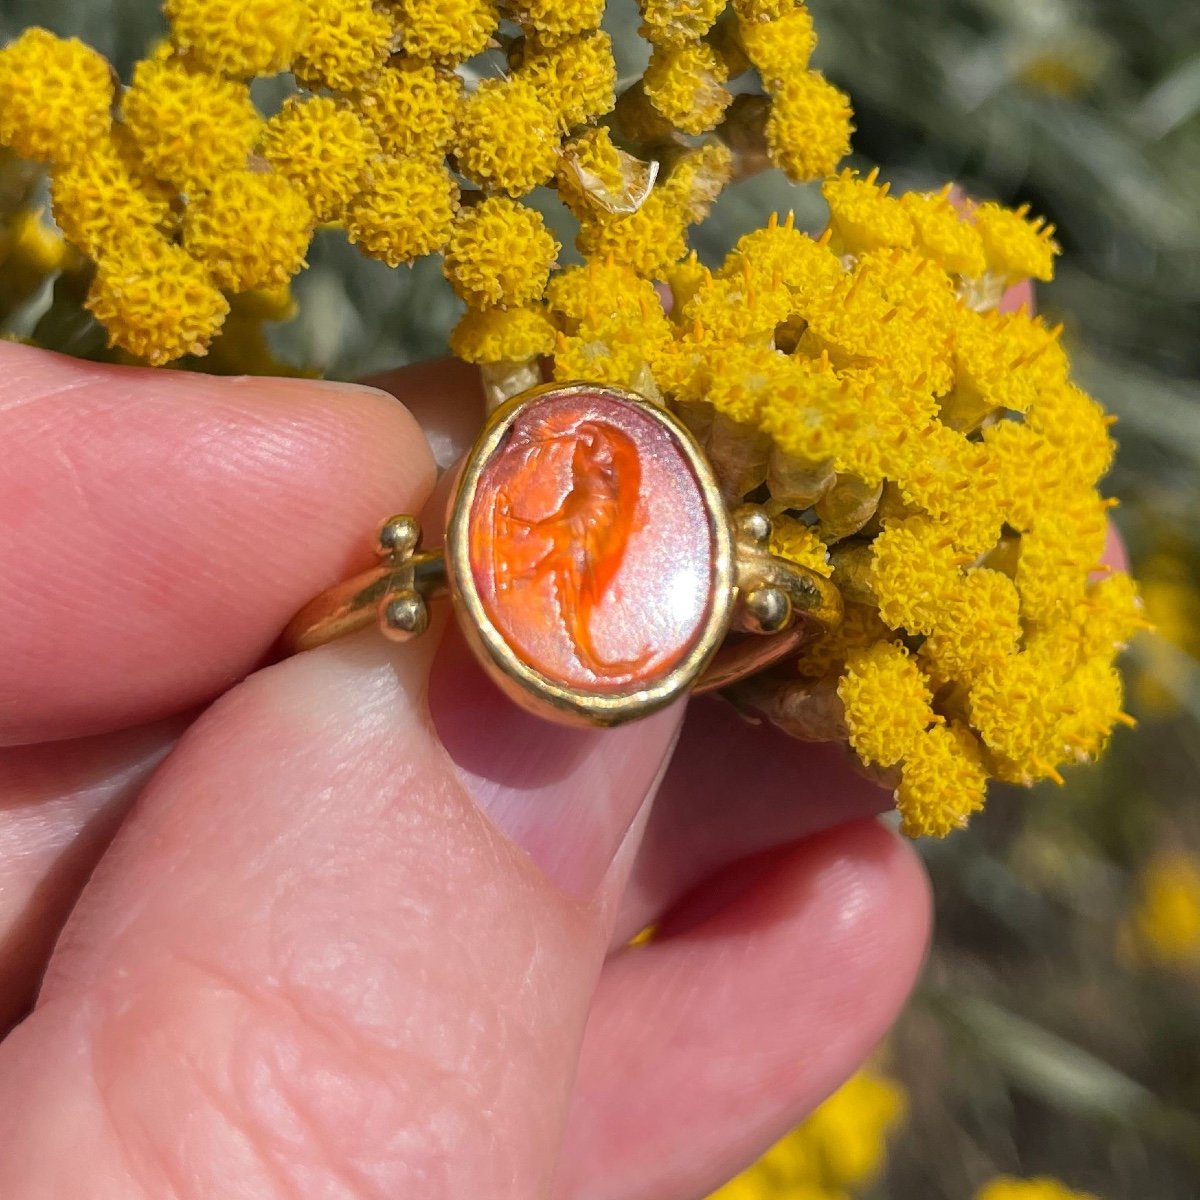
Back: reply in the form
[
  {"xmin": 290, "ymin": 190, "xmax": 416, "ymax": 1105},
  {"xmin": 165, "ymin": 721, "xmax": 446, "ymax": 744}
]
[{"xmin": 0, "ymin": 341, "xmax": 933, "ymax": 1199}]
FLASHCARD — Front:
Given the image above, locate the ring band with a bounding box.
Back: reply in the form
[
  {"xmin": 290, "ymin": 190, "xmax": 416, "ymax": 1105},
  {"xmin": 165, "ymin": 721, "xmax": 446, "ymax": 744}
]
[{"xmin": 284, "ymin": 383, "xmax": 843, "ymax": 726}]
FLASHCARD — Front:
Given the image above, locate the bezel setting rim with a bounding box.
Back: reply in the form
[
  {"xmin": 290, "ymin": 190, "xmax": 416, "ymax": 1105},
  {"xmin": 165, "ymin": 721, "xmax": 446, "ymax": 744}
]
[{"xmin": 445, "ymin": 381, "xmax": 737, "ymax": 727}]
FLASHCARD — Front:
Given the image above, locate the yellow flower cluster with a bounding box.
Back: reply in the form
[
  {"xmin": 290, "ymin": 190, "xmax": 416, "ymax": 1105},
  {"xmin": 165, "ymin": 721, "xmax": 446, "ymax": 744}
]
[
  {"xmin": 0, "ymin": 0, "xmax": 850, "ymax": 366},
  {"xmin": 707, "ymin": 1069, "xmax": 906, "ymax": 1199},
  {"xmin": 495, "ymin": 174, "xmax": 1137, "ymax": 838}
]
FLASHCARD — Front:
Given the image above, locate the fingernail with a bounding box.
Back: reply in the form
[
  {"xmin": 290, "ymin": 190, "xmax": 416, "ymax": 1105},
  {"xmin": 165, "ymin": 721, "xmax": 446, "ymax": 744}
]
[{"xmin": 428, "ymin": 625, "xmax": 682, "ymax": 899}]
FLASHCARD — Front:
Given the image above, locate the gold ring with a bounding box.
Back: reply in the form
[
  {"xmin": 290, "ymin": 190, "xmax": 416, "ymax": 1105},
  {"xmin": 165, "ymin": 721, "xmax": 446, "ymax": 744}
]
[{"xmin": 284, "ymin": 383, "xmax": 843, "ymax": 727}]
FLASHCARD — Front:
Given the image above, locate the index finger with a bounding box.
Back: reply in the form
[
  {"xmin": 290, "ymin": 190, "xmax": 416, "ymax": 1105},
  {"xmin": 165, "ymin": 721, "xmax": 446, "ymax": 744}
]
[{"xmin": 0, "ymin": 343, "xmax": 436, "ymax": 745}]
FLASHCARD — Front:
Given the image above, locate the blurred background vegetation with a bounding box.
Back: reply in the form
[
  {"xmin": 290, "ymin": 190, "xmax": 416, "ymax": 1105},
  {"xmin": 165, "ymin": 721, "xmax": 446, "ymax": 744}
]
[{"xmin": 1, "ymin": 1, "xmax": 1198, "ymax": 1197}]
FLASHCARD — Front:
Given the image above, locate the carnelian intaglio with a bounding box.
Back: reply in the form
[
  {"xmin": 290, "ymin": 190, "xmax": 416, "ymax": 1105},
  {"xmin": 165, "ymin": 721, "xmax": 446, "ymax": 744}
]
[{"xmin": 467, "ymin": 388, "xmax": 717, "ymax": 694}]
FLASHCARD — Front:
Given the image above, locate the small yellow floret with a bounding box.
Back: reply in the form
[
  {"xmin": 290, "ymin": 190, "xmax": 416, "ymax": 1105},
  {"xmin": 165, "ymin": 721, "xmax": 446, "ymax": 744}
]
[
  {"xmin": 973, "ymin": 200, "xmax": 1060, "ymax": 284},
  {"xmin": 259, "ymin": 97, "xmax": 380, "ymax": 223},
  {"xmin": 839, "ymin": 642, "xmax": 936, "ymax": 768},
  {"xmin": 184, "ymin": 169, "xmax": 313, "ymax": 291},
  {"xmin": 759, "ymin": 358, "xmax": 845, "ymax": 465},
  {"xmin": 398, "ymin": 0, "xmax": 499, "ymax": 62},
  {"xmin": 547, "ymin": 259, "xmax": 662, "ymax": 329},
  {"xmin": 664, "ymin": 251, "xmax": 711, "ymax": 314},
  {"xmin": 901, "ymin": 188, "xmax": 988, "ymax": 278},
  {"xmin": 450, "ymin": 305, "xmax": 557, "ymax": 364},
  {"xmin": 442, "ymin": 197, "xmax": 559, "ymax": 308},
  {"xmin": 519, "ymin": 31, "xmax": 616, "ymax": 129},
  {"xmin": 165, "ymin": 0, "xmax": 307, "ymax": 77},
  {"xmin": 552, "ymin": 306, "xmax": 670, "ymax": 395},
  {"xmin": 967, "ymin": 648, "xmax": 1070, "ymax": 784},
  {"xmin": 122, "ymin": 55, "xmax": 261, "ymax": 193},
  {"xmin": 455, "ymin": 78, "xmax": 560, "ymax": 197},
  {"xmin": 345, "ymin": 158, "xmax": 458, "ymax": 266},
  {"xmin": 705, "ymin": 342, "xmax": 792, "ymax": 425},
  {"xmin": 1056, "ymin": 654, "xmax": 1125, "ymax": 762},
  {"xmin": 50, "ymin": 131, "xmax": 176, "ymax": 258},
  {"xmin": 869, "ymin": 516, "xmax": 965, "ymax": 635},
  {"xmin": 576, "ymin": 190, "xmax": 690, "ymax": 279},
  {"xmin": 983, "ymin": 421, "xmax": 1058, "ymax": 532},
  {"xmin": 86, "ymin": 232, "xmax": 229, "ymax": 365},
  {"xmin": 355, "ymin": 59, "xmax": 461, "ymax": 160},
  {"xmin": 738, "ymin": 7, "xmax": 816, "ymax": 90},
  {"xmin": 643, "ymin": 43, "xmax": 732, "ymax": 134},
  {"xmin": 921, "ymin": 568, "xmax": 1021, "ymax": 680},
  {"xmin": 794, "ymin": 601, "xmax": 893, "ymax": 680},
  {"xmin": 953, "ymin": 306, "xmax": 1042, "ymax": 416},
  {"xmin": 293, "ymin": 0, "xmax": 396, "ymax": 93},
  {"xmin": 0, "ymin": 28, "xmax": 113, "ymax": 165},
  {"xmin": 1076, "ymin": 572, "xmax": 1146, "ymax": 658},
  {"xmin": 1028, "ymin": 382, "xmax": 1115, "ymax": 489},
  {"xmin": 511, "ymin": 0, "xmax": 605, "ymax": 45},
  {"xmin": 684, "ymin": 269, "xmax": 794, "ymax": 347},
  {"xmin": 1015, "ymin": 488, "xmax": 1108, "ymax": 623},
  {"xmin": 664, "ymin": 142, "xmax": 735, "ymax": 223},
  {"xmin": 897, "ymin": 721, "xmax": 988, "ymax": 838},
  {"xmin": 976, "ymin": 1176, "xmax": 1099, "ymax": 1200},
  {"xmin": 640, "ymin": 0, "xmax": 727, "ymax": 47},
  {"xmin": 770, "ymin": 516, "xmax": 832, "ymax": 577},
  {"xmin": 1125, "ymin": 854, "xmax": 1200, "ymax": 971},
  {"xmin": 765, "ymin": 71, "xmax": 854, "ymax": 182},
  {"xmin": 723, "ymin": 216, "xmax": 845, "ymax": 299},
  {"xmin": 822, "ymin": 168, "xmax": 914, "ymax": 257},
  {"xmin": 896, "ymin": 421, "xmax": 1003, "ymax": 555}
]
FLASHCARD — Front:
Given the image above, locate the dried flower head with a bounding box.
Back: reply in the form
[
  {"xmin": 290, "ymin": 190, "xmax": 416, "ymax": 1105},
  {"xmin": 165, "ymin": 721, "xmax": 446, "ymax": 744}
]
[
  {"xmin": 292, "ymin": 0, "xmax": 395, "ymax": 93},
  {"xmin": 86, "ymin": 231, "xmax": 229, "ymax": 365},
  {"xmin": 442, "ymin": 197, "xmax": 559, "ymax": 308},
  {"xmin": 396, "ymin": 0, "xmax": 500, "ymax": 63},
  {"xmin": 164, "ymin": 0, "xmax": 307, "ymax": 77},
  {"xmin": 183, "ymin": 169, "xmax": 314, "ymax": 292},
  {"xmin": 0, "ymin": 28, "xmax": 113, "ymax": 164},
  {"xmin": 122, "ymin": 54, "xmax": 261, "ymax": 192},
  {"xmin": 259, "ymin": 96, "xmax": 380, "ymax": 224},
  {"xmin": 346, "ymin": 158, "xmax": 459, "ymax": 266}
]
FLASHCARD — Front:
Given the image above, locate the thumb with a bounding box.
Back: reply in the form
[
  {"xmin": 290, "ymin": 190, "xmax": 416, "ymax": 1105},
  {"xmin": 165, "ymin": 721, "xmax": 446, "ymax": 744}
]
[{"xmin": 0, "ymin": 595, "xmax": 680, "ymax": 1194}]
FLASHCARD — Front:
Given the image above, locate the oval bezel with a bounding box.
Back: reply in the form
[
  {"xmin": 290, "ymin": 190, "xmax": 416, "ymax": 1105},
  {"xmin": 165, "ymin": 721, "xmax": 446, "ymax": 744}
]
[{"xmin": 445, "ymin": 382, "xmax": 735, "ymax": 727}]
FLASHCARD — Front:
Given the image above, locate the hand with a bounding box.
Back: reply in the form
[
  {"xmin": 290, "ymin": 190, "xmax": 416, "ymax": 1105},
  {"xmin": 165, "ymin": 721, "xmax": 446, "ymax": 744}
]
[{"xmin": 0, "ymin": 343, "xmax": 930, "ymax": 1199}]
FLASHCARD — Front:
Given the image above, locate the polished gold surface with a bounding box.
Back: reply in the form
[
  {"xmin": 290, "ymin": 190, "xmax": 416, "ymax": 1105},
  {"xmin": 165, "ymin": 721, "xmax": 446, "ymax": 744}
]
[
  {"xmin": 282, "ymin": 515, "xmax": 447, "ymax": 653},
  {"xmin": 694, "ymin": 505, "xmax": 843, "ymax": 695}
]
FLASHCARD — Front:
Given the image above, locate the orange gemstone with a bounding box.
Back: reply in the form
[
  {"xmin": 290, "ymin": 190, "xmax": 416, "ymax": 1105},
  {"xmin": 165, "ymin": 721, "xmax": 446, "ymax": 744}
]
[{"xmin": 467, "ymin": 388, "xmax": 717, "ymax": 694}]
